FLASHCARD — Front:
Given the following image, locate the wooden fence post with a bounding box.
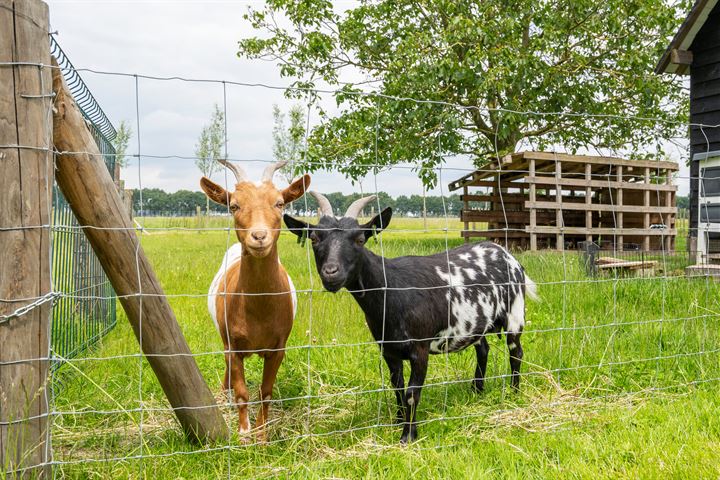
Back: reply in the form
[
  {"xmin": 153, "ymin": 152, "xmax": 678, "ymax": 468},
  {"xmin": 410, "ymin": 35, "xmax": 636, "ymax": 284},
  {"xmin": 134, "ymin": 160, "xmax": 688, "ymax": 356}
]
[
  {"xmin": 0, "ymin": 0, "xmax": 53, "ymax": 477},
  {"xmin": 50, "ymin": 60, "xmax": 227, "ymax": 442}
]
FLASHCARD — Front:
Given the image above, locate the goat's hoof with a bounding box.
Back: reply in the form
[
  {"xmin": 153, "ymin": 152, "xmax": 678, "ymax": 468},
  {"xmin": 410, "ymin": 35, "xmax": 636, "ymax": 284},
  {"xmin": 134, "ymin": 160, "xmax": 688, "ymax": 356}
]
[
  {"xmin": 399, "ymin": 430, "xmax": 417, "ymax": 444},
  {"xmin": 238, "ymin": 426, "xmax": 252, "ymax": 445},
  {"xmin": 472, "ymin": 379, "xmax": 485, "ymax": 393}
]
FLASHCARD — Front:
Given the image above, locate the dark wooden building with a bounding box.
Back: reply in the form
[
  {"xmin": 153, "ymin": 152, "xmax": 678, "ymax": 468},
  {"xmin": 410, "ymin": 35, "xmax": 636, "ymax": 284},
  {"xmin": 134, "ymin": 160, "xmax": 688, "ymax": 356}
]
[{"xmin": 656, "ymin": 0, "xmax": 720, "ymax": 256}]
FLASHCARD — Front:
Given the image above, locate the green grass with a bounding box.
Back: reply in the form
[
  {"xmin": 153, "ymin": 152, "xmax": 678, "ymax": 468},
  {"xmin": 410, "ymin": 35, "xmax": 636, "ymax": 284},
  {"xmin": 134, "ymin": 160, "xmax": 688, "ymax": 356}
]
[{"xmin": 48, "ymin": 217, "xmax": 720, "ymax": 479}]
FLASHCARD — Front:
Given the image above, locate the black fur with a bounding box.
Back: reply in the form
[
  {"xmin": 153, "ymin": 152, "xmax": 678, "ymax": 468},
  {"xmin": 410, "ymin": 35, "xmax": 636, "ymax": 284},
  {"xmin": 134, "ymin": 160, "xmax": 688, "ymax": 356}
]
[{"xmin": 284, "ymin": 208, "xmax": 533, "ymax": 443}]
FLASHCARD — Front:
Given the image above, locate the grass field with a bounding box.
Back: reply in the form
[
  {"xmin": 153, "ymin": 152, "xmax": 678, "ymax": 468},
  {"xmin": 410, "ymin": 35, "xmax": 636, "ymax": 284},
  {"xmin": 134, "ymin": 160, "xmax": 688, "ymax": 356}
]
[{"xmin": 49, "ymin": 217, "xmax": 720, "ymax": 478}]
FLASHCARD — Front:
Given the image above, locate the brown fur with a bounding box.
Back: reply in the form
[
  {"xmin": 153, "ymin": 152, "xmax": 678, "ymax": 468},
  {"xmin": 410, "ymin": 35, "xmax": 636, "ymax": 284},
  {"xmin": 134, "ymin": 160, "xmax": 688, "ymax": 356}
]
[{"xmin": 201, "ymin": 174, "xmax": 310, "ymax": 442}]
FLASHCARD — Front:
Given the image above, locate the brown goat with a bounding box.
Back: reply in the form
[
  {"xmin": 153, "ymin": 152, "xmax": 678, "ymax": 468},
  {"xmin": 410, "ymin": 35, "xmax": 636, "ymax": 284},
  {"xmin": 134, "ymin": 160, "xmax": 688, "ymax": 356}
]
[{"xmin": 201, "ymin": 160, "xmax": 309, "ymax": 442}]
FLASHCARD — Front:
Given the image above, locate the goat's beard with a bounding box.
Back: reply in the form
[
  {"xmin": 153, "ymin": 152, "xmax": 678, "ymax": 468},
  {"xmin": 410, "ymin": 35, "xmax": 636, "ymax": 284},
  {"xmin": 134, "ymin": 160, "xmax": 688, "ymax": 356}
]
[
  {"xmin": 244, "ymin": 243, "xmax": 272, "ymax": 258},
  {"xmin": 321, "ymin": 277, "xmax": 344, "ymax": 293}
]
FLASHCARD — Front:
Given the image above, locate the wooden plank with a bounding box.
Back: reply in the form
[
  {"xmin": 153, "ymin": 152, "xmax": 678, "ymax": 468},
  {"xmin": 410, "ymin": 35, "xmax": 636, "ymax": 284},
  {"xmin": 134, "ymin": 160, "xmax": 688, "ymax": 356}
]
[
  {"xmin": 518, "ymin": 151, "xmax": 679, "ymax": 170},
  {"xmin": 596, "ymin": 260, "xmax": 657, "ymax": 270},
  {"xmin": 462, "ymin": 210, "xmax": 531, "ymax": 222},
  {"xmin": 585, "ymin": 164, "xmax": 592, "ymax": 243},
  {"xmin": 643, "ymin": 168, "xmax": 650, "ymax": 251},
  {"xmin": 617, "ymin": 166, "xmax": 624, "ymax": 251},
  {"xmin": 51, "ymin": 63, "xmax": 227, "ymax": 443},
  {"xmin": 690, "ymin": 63, "xmax": 720, "ymax": 85},
  {"xmin": 526, "ymin": 175, "xmax": 677, "ymax": 192},
  {"xmin": 462, "ymin": 186, "xmax": 469, "ymax": 244},
  {"xmin": 461, "ymin": 230, "xmax": 533, "ymax": 239},
  {"xmin": 689, "ymin": 93, "xmax": 720, "ymax": 115},
  {"xmin": 527, "ymin": 226, "xmax": 677, "ymax": 235},
  {"xmin": 555, "ymin": 160, "xmax": 563, "ymax": 251},
  {"xmin": 0, "ymin": 1, "xmax": 52, "ymax": 477},
  {"xmin": 460, "ymin": 194, "xmax": 544, "ymax": 204},
  {"xmin": 459, "ymin": 179, "xmax": 529, "ymax": 189},
  {"xmin": 529, "ymin": 158, "xmax": 537, "ymax": 251},
  {"xmin": 523, "ymin": 201, "xmax": 676, "ymax": 214},
  {"xmin": 671, "ymin": 48, "xmax": 693, "ymax": 65},
  {"xmin": 691, "ymin": 77, "xmax": 720, "ymax": 99},
  {"xmin": 689, "ymin": 125, "xmax": 720, "ymax": 150}
]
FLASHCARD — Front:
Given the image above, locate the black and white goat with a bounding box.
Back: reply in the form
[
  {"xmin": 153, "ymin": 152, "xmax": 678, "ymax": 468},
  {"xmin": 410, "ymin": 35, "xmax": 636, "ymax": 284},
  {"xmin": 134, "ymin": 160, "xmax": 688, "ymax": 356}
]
[{"xmin": 284, "ymin": 193, "xmax": 538, "ymax": 443}]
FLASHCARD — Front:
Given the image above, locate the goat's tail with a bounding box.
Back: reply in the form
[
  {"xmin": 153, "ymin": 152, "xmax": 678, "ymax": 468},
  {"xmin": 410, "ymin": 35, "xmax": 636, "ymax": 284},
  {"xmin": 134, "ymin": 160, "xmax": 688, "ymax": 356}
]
[{"xmin": 524, "ymin": 274, "xmax": 539, "ymax": 302}]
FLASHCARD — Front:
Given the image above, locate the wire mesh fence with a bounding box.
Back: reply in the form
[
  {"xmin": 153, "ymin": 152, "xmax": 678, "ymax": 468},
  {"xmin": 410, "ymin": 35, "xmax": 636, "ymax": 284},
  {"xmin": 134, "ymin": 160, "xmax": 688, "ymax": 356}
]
[
  {"xmin": 2, "ymin": 55, "xmax": 720, "ymax": 478},
  {"xmin": 49, "ymin": 37, "xmax": 117, "ymax": 373}
]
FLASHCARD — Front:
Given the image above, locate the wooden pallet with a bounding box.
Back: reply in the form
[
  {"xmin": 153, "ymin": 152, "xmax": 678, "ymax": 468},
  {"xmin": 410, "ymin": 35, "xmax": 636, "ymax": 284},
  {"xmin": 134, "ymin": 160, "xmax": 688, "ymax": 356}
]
[{"xmin": 595, "ymin": 257, "xmax": 658, "ymax": 271}]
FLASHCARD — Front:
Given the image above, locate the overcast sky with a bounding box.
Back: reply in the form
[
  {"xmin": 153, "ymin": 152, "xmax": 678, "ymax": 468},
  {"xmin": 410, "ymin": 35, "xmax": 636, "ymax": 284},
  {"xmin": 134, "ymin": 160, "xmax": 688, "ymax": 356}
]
[{"xmin": 47, "ymin": 0, "xmax": 690, "ymax": 197}]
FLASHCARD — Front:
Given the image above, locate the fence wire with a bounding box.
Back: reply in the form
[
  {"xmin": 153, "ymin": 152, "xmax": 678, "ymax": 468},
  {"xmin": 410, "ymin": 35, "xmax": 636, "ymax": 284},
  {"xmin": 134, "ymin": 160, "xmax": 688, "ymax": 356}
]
[{"xmin": 1, "ymin": 59, "xmax": 720, "ymax": 479}]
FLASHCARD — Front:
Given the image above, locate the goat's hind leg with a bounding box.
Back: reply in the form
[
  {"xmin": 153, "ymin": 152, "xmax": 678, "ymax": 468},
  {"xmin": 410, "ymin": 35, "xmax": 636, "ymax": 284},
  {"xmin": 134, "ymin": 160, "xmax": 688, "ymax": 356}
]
[
  {"xmin": 472, "ymin": 336, "xmax": 489, "ymax": 392},
  {"xmin": 506, "ymin": 332, "xmax": 523, "ymax": 390}
]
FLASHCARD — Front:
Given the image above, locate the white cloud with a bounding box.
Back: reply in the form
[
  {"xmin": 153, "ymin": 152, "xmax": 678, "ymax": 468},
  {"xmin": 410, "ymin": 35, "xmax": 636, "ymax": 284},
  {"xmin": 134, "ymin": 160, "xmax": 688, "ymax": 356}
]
[{"xmin": 47, "ymin": 1, "xmax": 690, "ymax": 199}]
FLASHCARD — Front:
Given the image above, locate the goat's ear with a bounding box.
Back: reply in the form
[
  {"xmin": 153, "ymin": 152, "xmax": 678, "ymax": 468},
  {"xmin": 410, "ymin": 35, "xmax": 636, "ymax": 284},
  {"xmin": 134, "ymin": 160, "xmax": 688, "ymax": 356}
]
[
  {"xmin": 200, "ymin": 177, "xmax": 230, "ymax": 206},
  {"xmin": 361, "ymin": 207, "xmax": 392, "ymax": 240},
  {"xmin": 283, "ymin": 214, "xmax": 312, "ymax": 239},
  {"xmin": 282, "ymin": 174, "xmax": 311, "ymax": 204}
]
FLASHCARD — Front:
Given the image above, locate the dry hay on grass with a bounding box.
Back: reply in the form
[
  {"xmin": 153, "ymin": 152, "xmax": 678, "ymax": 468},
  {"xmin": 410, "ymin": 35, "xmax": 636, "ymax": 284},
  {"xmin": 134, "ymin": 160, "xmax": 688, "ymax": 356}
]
[{"xmin": 54, "ymin": 372, "xmax": 673, "ymax": 464}]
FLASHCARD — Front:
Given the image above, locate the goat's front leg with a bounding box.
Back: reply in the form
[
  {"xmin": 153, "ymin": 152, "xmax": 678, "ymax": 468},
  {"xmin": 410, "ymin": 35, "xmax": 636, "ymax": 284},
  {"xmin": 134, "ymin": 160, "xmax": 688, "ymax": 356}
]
[
  {"xmin": 229, "ymin": 352, "xmax": 251, "ymax": 439},
  {"xmin": 255, "ymin": 350, "xmax": 285, "ymax": 443},
  {"xmin": 383, "ymin": 354, "xmax": 405, "ymax": 424},
  {"xmin": 401, "ymin": 343, "xmax": 429, "ymax": 444}
]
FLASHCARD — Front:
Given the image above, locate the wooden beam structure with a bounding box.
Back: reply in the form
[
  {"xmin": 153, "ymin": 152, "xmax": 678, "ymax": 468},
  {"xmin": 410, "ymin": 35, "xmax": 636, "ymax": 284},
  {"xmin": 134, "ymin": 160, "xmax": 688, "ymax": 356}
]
[
  {"xmin": 449, "ymin": 151, "xmax": 678, "ymax": 251},
  {"xmin": 0, "ymin": 1, "xmax": 53, "ymax": 476},
  {"xmin": 51, "ymin": 61, "xmax": 227, "ymax": 443}
]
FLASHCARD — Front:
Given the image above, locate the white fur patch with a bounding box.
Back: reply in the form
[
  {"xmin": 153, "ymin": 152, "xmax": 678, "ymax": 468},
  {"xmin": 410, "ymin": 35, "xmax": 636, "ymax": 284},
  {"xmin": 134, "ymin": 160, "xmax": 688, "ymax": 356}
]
[
  {"xmin": 208, "ymin": 243, "xmax": 297, "ymax": 332},
  {"xmin": 208, "ymin": 243, "xmax": 244, "ymax": 332},
  {"xmin": 432, "ymin": 263, "xmax": 483, "ymax": 353},
  {"xmin": 506, "ymin": 293, "xmax": 525, "ymax": 334}
]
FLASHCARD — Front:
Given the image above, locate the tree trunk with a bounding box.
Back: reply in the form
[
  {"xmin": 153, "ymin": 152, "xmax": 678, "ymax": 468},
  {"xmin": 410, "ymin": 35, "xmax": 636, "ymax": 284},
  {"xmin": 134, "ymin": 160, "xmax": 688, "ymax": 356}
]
[{"xmin": 422, "ymin": 184, "xmax": 428, "ymax": 232}]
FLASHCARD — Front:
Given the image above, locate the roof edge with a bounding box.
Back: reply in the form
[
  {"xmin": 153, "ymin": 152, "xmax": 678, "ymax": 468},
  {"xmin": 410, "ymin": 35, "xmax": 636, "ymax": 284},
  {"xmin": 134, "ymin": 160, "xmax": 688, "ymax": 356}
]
[{"xmin": 656, "ymin": 0, "xmax": 719, "ymax": 75}]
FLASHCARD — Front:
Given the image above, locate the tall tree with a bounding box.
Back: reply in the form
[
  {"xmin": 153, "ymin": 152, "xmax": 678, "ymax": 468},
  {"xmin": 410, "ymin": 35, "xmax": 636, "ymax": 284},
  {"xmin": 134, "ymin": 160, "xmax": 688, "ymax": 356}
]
[
  {"xmin": 111, "ymin": 120, "xmax": 132, "ymax": 182},
  {"xmin": 272, "ymin": 104, "xmax": 307, "ymax": 212},
  {"xmin": 272, "ymin": 104, "xmax": 306, "ymax": 183},
  {"xmin": 195, "ymin": 104, "xmax": 226, "ymax": 214},
  {"xmin": 239, "ymin": 0, "xmax": 689, "ymax": 187}
]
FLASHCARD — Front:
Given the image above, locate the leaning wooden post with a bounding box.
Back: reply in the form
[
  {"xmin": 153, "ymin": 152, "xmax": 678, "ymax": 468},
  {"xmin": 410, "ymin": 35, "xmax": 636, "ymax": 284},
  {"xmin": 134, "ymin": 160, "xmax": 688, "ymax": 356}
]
[
  {"xmin": 51, "ymin": 63, "xmax": 227, "ymax": 443},
  {"xmin": 0, "ymin": 0, "xmax": 53, "ymax": 476}
]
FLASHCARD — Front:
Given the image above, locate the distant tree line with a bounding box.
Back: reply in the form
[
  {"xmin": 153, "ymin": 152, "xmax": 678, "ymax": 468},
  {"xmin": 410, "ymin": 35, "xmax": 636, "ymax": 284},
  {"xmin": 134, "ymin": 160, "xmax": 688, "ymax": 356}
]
[
  {"xmin": 132, "ymin": 189, "xmax": 462, "ymax": 217},
  {"xmin": 676, "ymin": 195, "xmax": 688, "ymax": 210}
]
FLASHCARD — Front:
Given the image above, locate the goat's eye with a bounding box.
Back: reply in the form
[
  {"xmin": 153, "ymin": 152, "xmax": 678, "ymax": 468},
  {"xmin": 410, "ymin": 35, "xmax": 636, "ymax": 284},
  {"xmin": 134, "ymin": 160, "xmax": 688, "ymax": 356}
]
[
  {"xmin": 310, "ymin": 233, "xmax": 319, "ymax": 245},
  {"xmin": 275, "ymin": 200, "xmax": 284, "ymax": 209},
  {"xmin": 229, "ymin": 204, "xmax": 239, "ymax": 212},
  {"xmin": 355, "ymin": 237, "xmax": 365, "ymax": 247}
]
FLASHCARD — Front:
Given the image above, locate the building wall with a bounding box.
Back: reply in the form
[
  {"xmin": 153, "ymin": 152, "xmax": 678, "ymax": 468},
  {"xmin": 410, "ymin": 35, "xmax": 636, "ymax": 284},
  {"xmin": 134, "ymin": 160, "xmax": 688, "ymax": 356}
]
[{"xmin": 690, "ymin": 2, "xmax": 720, "ymax": 238}]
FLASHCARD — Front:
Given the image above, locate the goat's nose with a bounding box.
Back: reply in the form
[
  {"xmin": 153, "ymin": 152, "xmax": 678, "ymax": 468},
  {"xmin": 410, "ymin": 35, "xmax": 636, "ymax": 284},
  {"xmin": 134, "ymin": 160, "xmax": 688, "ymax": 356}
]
[
  {"xmin": 322, "ymin": 264, "xmax": 339, "ymax": 276},
  {"xmin": 250, "ymin": 230, "xmax": 268, "ymax": 242}
]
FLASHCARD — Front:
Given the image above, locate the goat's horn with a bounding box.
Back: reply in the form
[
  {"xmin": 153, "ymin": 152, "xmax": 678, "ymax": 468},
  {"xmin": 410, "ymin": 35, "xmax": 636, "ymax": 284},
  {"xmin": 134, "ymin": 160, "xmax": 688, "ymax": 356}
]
[
  {"xmin": 261, "ymin": 161, "xmax": 288, "ymax": 182},
  {"xmin": 309, "ymin": 191, "xmax": 334, "ymax": 217},
  {"xmin": 344, "ymin": 195, "xmax": 377, "ymax": 219},
  {"xmin": 217, "ymin": 159, "xmax": 248, "ymax": 184}
]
